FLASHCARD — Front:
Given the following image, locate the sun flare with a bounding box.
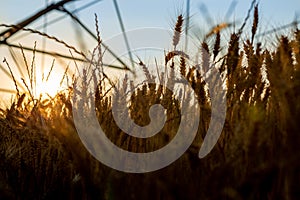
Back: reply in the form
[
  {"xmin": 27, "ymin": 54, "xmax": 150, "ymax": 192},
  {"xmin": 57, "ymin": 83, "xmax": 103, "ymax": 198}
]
[
  {"xmin": 33, "ymin": 68, "xmax": 67, "ymax": 98},
  {"xmin": 35, "ymin": 78, "xmax": 60, "ymax": 98}
]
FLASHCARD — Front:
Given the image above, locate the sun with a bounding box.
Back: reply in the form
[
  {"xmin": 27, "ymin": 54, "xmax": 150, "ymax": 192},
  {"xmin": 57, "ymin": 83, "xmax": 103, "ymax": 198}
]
[
  {"xmin": 35, "ymin": 78, "xmax": 60, "ymax": 98},
  {"xmin": 34, "ymin": 69, "xmax": 66, "ymax": 98}
]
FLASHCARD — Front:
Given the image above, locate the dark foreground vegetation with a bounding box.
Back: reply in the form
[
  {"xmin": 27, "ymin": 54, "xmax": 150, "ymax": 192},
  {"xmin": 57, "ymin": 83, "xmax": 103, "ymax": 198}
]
[{"xmin": 0, "ymin": 4, "xmax": 300, "ymax": 200}]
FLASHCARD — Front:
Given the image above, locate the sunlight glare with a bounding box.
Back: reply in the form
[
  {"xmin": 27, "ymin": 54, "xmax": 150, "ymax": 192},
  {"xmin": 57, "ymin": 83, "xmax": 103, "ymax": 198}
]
[{"xmin": 34, "ymin": 69, "xmax": 65, "ymax": 98}]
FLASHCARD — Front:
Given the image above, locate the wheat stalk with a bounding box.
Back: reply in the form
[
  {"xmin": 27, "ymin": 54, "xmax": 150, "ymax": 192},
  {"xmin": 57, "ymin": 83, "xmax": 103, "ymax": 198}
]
[
  {"xmin": 3, "ymin": 58, "xmax": 20, "ymax": 98},
  {"xmin": 173, "ymin": 14, "xmax": 184, "ymax": 49}
]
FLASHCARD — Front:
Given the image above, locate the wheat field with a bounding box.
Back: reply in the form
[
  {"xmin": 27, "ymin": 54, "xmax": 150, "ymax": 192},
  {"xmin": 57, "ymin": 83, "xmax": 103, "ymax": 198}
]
[{"xmin": 0, "ymin": 2, "xmax": 300, "ymax": 200}]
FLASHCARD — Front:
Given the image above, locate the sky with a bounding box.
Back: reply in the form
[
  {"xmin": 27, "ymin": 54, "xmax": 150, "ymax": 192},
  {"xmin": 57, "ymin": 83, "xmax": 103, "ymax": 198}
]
[
  {"xmin": 0, "ymin": 0, "xmax": 299, "ymax": 105},
  {"xmin": 1, "ymin": 0, "xmax": 299, "ymax": 35}
]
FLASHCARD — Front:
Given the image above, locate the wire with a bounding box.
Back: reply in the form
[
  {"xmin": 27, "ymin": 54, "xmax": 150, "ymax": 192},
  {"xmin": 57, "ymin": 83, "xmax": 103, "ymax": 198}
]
[
  {"xmin": 3, "ymin": 42, "xmax": 128, "ymax": 70},
  {"xmin": 59, "ymin": 7, "xmax": 131, "ymax": 71},
  {"xmin": 41, "ymin": 0, "xmax": 49, "ymax": 77},
  {"xmin": 256, "ymin": 20, "xmax": 300, "ymax": 37},
  {"xmin": 11, "ymin": 0, "xmax": 102, "ymax": 41},
  {"xmin": 112, "ymin": 0, "xmax": 135, "ymax": 70}
]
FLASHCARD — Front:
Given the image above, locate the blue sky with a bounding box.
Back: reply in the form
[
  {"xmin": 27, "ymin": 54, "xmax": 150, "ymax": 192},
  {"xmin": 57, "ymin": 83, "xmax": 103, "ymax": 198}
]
[
  {"xmin": 1, "ymin": 0, "xmax": 299, "ymax": 43},
  {"xmin": 0, "ymin": 0, "xmax": 299, "ymax": 56},
  {"xmin": 0, "ymin": 0, "xmax": 299, "ymax": 104}
]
